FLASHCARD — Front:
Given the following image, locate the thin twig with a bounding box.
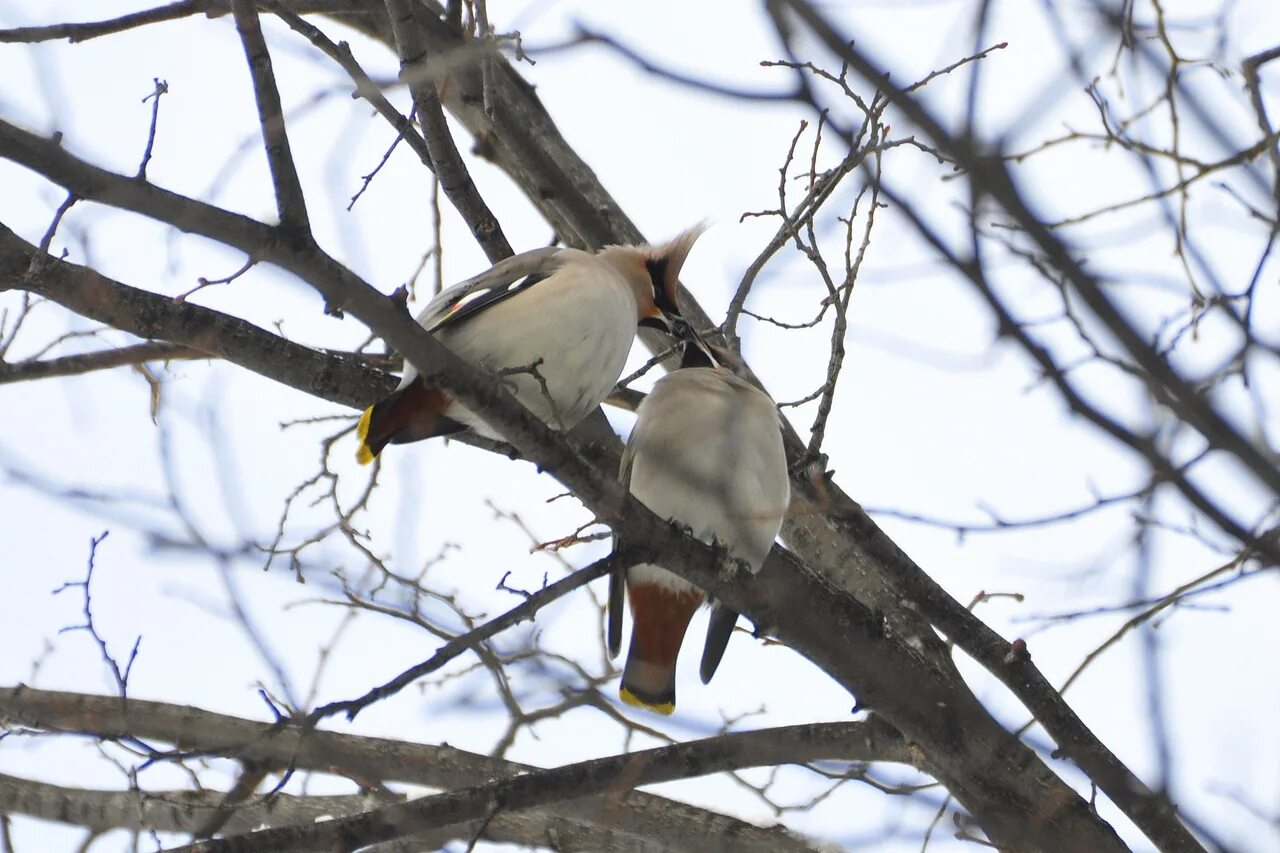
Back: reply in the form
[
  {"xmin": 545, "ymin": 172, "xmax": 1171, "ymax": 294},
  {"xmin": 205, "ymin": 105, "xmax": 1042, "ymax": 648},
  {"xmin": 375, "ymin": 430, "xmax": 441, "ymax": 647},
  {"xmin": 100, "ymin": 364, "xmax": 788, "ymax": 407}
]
[
  {"xmin": 0, "ymin": 342, "xmax": 202, "ymax": 384},
  {"xmin": 0, "ymin": 0, "xmax": 210, "ymax": 44},
  {"xmin": 175, "ymin": 254, "xmax": 258, "ymax": 303},
  {"xmin": 136, "ymin": 77, "xmax": 169, "ymax": 180},
  {"xmin": 265, "ymin": 2, "xmax": 441, "ymax": 186},
  {"xmin": 52, "ymin": 532, "xmax": 141, "ymax": 699},
  {"xmin": 347, "ymin": 106, "xmax": 413, "ymax": 210},
  {"xmin": 305, "ymin": 557, "xmax": 613, "ymax": 723}
]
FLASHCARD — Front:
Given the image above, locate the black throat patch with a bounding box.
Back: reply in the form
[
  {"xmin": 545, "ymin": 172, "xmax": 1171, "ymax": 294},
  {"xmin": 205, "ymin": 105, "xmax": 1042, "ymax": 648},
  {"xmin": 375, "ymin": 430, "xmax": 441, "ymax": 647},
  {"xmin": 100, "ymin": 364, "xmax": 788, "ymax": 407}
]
[
  {"xmin": 645, "ymin": 257, "xmax": 678, "ymax": 315},
  {"xmin": 680, "ymin": 338, "xmax": 718, "ymax": 369}
]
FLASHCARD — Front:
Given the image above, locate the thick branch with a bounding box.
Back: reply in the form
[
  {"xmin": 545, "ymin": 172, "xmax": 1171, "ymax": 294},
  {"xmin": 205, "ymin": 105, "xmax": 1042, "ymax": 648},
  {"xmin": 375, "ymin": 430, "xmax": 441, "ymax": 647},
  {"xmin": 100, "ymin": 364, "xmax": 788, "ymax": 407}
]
[
  {"xmin": 162, "ymin": 714, "xmax": 905, "ymax": 852},
  {"xmin": 0, "ymin": 772, "xmax": 794, "ymax": 852},
  {"xmin": 0, "ymin": 685, "xmax": 889, "ymax": 853},
  {"xmin": 0, "ymin": 773, "xmax": 390, "ymax": 839},
  {"xmin": 0, "ymin": 118, "xmax": 345, "ymax": 295},
  {"xmin": 406, "ymin": 9, "xmax": 640, "ymax": 253},
  {"xmin": 0, "ymin": 221, "xmax": 394, "ymax": 409},
  {"xmin": 190, "ymin": 236, "xmax": 1121, "ymax": 849}
]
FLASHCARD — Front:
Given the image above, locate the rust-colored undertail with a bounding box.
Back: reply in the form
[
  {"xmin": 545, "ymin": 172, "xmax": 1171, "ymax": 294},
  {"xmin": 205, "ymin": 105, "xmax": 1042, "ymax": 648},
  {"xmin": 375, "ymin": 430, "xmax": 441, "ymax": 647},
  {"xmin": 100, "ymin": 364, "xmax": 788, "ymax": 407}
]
[
  {"xmin": 619, "ymin": 581, "xmax": 705, "ymax": 715},
  {"xmin": 355, "ymin": 378, "xmax": 465, "ymax": 464}
]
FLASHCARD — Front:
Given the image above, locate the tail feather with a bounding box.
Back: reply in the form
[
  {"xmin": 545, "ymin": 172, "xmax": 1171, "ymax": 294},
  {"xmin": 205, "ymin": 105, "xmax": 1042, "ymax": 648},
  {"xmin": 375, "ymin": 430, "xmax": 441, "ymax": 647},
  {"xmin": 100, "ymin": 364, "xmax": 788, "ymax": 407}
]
[
  {"xmin": 355, "ymin": 379, "xmax": 462, "ymax": 464},
  {"xmin": 699, "ymin": 603, "xmax": 739, "ymax": 684},
  {"xmin": 619, "ymin": 580, "xmax": 704, "ymax": 715},
  {"xmin": 607, "ymin": 564, "xmax": 625, "ymax": 659},
  {"xmin": 355, "ymin": 406, "xmax": 378, "ymax": 464}
]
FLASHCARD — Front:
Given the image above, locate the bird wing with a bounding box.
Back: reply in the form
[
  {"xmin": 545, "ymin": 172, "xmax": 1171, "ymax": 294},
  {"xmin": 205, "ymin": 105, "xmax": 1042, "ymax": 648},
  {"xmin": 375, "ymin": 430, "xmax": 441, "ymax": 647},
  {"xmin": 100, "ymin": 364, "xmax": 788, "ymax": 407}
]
[{"xmin": 417, "ymin": 246, "xmax": 565, "ymax": 333}]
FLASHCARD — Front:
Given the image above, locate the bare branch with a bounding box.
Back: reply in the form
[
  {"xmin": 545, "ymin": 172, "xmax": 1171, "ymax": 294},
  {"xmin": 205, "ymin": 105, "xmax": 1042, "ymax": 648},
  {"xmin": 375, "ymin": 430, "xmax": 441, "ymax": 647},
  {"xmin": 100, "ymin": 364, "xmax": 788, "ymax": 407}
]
[
  {"xmin": 0, "ymin": 8, "xmax": 1224, "ymax": 849},
  {"xmin": 307, "ymin": 557, "xmax": 614, "ymax": 723},
  {"xmin": 540, "ymin": 27, "xmax": 800, "ymax": 102},
  {"xmin": 0, "ymin": 221, "xmax": 395, "ymax": 410},
  {"xmin": 51, "ymin": 532, "xmax": 141, "ymax": 698},
  {"xmin": 230, "ymin": 0, "xmax": 311, "ymax": 236},
  {"xmin": 384, "ymin": 0, "xmax": 512, "ymax": 261},
  {"xmin": 0, "ymin": 341, "xmax": 203, "ymax": 384},
  {"xmin": 136, "ymin": 77, "xmax": 169, "ymax": 180},
  {"xmin": 774, "ymin": 0, "xmax": 1280, "ymax": 508},
  {"xmin": 263, "ymin": 2, "xmax": 440, "ymax": 196},
  {"xmin": 1242, "ymin": 44, "xmax": 1280, "ymax": 206},
  {"xmin": 163, "ymin": 714, "xmax": 907, "ymax": 852},
  {"xmin": 0, "ymin": 0, "xmax": 213, "ymax": 44},
  {"xmin": 0, "ymin": 685, "xmax": 894, "ymax": 853},
  {"xmin": 866, "ymin": 176, "xmax": 1217, "ymax": 853},
  {"xmin": 0, "ymin": 772, "xmax": 396, "ymax": 838}
]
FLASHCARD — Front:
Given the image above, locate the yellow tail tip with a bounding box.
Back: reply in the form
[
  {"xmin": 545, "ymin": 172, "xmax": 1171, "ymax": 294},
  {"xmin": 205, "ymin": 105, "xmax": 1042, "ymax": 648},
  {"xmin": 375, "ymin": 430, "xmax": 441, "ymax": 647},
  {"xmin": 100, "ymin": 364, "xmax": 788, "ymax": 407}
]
[
  {"xmin": 619, "ymin": 686, "xmax": 675, "ymax": 715},
  {"xmin": 356, "ymin": 406, "xmax": 376, "ymax": 465}
]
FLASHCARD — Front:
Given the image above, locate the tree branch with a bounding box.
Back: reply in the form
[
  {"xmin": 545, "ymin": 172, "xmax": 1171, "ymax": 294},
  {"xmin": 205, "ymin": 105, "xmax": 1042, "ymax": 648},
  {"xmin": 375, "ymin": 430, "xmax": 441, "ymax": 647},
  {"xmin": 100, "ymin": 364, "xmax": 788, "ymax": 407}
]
[
  {"xmin": 161, "ymin": 713, "xmax": 906, "ymax": 852},
  {"xmin": 0, "ymin": 773, "xmax": 394, "ymax": 839},
  {"xmin": 0, "ymin": 771, "xmax": 805, "ymax": 853},
  {"xmin": 0, "ymin": 0, "xmax": 215, "ymax": 44},
  {"xmin": 308, "ymin": 557, "xmax": 614, "ymax": 722},
  {"xmin": 264, "ymin": 2, "xmax": 439, "ymax": 186},
  {"xmin": 773, "ymin": 0, "xmax": 1280, "ymax": 506},
  {"xmin": 0, "ymin": 685, "xmax": 890, "ymax": 852},
  {"xmin": 383, "ymin": 0, "xmax": 513, "ymax": 262},
  {"xmin": 0, "ymin": 341, "xmax": 203, "ymax": 384},
  {"xmin": 752, "ymin": 4, "xmax": 1213, "ymax": 845},
  {"xmin": 230, "ymin": 0, "xmax": 311, "ymax": 236},
  {"xmin": 0, "ymin": 221, "xmax": 394, "ymax": 409}
]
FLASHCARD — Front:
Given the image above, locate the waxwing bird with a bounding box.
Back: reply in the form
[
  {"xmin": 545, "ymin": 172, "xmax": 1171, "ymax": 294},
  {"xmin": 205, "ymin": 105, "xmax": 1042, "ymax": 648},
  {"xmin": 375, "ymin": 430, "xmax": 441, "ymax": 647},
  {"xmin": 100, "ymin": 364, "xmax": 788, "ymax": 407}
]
[
  {"xmin": 355, "ymin": 228, "xmax": 704, "ymax": 462},
  {"xmin": 609, "ymin": 339, "xmax": 790, "ymax": 714}
]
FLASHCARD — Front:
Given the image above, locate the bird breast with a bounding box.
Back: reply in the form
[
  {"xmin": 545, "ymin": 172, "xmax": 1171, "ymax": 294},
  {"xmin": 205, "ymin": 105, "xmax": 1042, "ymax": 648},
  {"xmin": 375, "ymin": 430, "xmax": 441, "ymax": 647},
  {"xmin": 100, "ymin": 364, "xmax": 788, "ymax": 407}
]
[{"xmin": 625, "ymin": 369, "xmax": 789, "ymax": 591}]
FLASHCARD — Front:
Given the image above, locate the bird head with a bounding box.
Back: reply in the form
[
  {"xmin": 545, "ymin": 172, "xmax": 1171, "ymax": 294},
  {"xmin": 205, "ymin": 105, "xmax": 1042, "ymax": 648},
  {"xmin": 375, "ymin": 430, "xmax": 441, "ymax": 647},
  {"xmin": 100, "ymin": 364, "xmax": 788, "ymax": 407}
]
[{"xmin": 599, "ymin": 224, "xmax": 707, "ymax": 336}]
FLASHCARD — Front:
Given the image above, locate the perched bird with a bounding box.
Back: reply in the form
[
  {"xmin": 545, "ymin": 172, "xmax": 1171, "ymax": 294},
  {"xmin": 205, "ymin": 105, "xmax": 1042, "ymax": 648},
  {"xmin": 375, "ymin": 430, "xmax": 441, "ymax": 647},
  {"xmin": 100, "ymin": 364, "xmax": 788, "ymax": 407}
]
[
  {"xmin": 355, "ymin": 229, "xmax": 703, "ymax": 462},
  {"xmin": 609, "ymin": 338, "xmax": 790, "ymax": 714}
]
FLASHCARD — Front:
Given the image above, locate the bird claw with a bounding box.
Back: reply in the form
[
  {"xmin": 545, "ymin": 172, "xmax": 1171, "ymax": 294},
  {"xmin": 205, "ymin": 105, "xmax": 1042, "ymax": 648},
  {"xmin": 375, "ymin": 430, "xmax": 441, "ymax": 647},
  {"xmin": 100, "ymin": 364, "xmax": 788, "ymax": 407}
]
[{"xmin": 669, "ymin": 519, "xmax": 698, "ymax": 540}]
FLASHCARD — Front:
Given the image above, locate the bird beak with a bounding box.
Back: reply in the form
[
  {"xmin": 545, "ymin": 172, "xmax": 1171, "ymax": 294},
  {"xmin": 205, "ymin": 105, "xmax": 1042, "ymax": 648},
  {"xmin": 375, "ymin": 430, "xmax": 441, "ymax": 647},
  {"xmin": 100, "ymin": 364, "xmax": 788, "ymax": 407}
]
[
  {"xmin": 638, "ymin": 308, "xmax": 688, "ymax": 338},
  {"xmin": 679, "ymin": 325, "xmax": 722, "ymax": 369},
  {"xmin": 638, "ymin": 314, "xmax": 674, "ymax": 334}
]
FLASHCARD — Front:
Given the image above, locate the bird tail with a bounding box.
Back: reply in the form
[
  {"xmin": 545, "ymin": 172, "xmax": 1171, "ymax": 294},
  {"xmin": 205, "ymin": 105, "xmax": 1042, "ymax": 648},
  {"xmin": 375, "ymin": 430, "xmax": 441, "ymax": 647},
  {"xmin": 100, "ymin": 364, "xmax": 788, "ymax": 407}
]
[
  {"xmin": 355, "ymin": 379, "xmax": 461, "ymax": 464},
  {"xmin": 355, "ymin": 405, "xmax": 379, "ymax": 464},
  {"xmin": 619, "ymin": 579, "xmax": 704, "ymax": 715},
  {"xmin": 699, "ymin": 602, "xmax": 739, "ymax": 684}
]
